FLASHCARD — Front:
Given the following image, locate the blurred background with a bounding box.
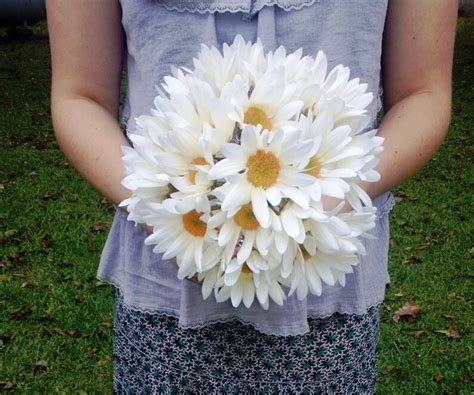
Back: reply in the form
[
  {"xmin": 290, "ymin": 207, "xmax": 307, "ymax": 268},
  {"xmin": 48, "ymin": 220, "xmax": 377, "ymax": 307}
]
[{"xmin": 0, "ymin": 1, "xmax": 472, "ymax": 393}]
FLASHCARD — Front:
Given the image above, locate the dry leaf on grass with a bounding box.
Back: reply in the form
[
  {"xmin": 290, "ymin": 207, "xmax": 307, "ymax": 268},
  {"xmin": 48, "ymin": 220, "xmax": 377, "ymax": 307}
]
[
  {"xmin": 392, "ymin": 302, "xmax": 421, "ymax": 322},
  {"xmin": 435, "ymin": 323, "xmax": 461, "ymax": 339},
  {"xmin": 433, "ymin": 373, "xmax": 444, "ymax": 382},
  {"xmin": 89, "ymin": 222, "xmax": 105, "ymax": 233},
  {"xmin": 411, "ymin": 329, "xmax": 427, "ymax": 338},
  {"xmin": 41, "ymin": 235, "xmax": 52, "ymax": 248}
]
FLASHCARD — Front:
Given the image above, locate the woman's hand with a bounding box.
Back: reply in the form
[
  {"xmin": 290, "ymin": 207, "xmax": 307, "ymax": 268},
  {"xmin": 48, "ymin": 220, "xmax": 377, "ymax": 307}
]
[
  {"xmin": 140, "ymin": 223, "xmax": 204, "ymax": 285},
  {"xmin": 319, "ymin": 195, "xmax": 352, "ymax": 214}
]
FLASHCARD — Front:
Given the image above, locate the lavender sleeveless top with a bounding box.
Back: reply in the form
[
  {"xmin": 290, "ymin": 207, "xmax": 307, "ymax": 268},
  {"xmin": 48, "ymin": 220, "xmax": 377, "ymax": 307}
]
[{"xmin": 97, "ymin": 0, "xmax": 396, "ymax": 336}]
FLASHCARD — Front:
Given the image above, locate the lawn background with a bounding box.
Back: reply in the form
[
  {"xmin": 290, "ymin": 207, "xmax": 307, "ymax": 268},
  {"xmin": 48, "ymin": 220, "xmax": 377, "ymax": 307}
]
[{"xmin": 0, "ymin": 17, "xmax": 472, "ymax": 394}]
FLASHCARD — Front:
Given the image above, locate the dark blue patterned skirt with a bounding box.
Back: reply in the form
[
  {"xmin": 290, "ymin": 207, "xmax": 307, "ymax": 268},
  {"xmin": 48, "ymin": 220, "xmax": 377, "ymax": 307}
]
[{"xmin": 113, "ymin": 289, "xmax": 380, "ymax": 394}]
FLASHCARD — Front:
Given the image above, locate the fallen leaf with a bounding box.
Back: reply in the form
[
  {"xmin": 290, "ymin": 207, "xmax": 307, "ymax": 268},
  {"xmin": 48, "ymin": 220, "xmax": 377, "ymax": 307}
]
[
  {"xmin": 0, "ymin": 229, "xmax": 18, "ymax": 244},
  {"xmin": 381, "ymin": 365, "xmax": 407, "ymax": 379},
  {"xmin": 433, "ymin": 373, "xmax": 443, "ymax": 382},
  {"xmin": 74, "ymin": 292, "xmax": 84, "ymax": 304},
  {"xmin": 461, "ymin": 373, "xmax": 474, "ymax": 383},
  {"xmin": 448, "ymin": 292, "xmax": 457, "ymax": 300},
  {"xmin": 89, "ymin": 223, "xmax": 104, "ymax": 233},
  {"xmin": 97, "ymin": 356, "xmax": 111, "ymax": 366},
  {"xmin": 32, "ymin": 360, "xmax": 48, "ymax": 375},
  {"xmin": 42, "ymin": 192, "xmax": 54, "ymax": 200},
  {"xmin": 86, "ymin": 347, "xmax": 98, "ymax": 356},
  {"xmin": 381, "ymin": 365, "xmax": 395, "ymax": 374},
  {"xmin": 10, "ymin": 307, "xmax": 31, "ymax": 321},
  {"xmin": 0, "ymin": 381, "xmax": 15, "ymax": 390},
  {"xmin": 435, "ymin": 323, "xmax": 461, "ymax": 339},
  {"xmin": 412, "ymin": 330, "xmax": 427, "ymax": 338},
  {"xmin": 393, "ymin": 302, "xmax": 421, "ymax": 323},
  {"xmin": 52, "ymin": 327, "xmax": 67, "ymax": 336},
  {"xmin": 402, "ymin": 255, "xmax": 422, "ymax": 265},
  {"xmin": 448, "ymin": 292, "xmax": 465, "ymax": 301},
  {"xmin": 52, "ymin": 327, "xmax": 77, "ymax": 337},
  {"xmin": 41, "ymin": 235, "xmax": 52, "ymax": 248}
]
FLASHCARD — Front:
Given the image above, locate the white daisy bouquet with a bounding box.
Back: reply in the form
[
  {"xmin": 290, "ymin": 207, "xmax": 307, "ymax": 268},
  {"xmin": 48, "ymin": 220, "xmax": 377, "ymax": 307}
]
[{"xmin": 119, "ymin": 35, "xmax": 383, "ymax": 310}]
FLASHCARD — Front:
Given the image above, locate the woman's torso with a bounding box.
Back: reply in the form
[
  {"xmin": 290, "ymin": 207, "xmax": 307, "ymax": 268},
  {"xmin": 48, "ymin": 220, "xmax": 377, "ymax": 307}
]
[{"xmin": 97, "ymin": 0, "xmax": 395, "ymax": 336}]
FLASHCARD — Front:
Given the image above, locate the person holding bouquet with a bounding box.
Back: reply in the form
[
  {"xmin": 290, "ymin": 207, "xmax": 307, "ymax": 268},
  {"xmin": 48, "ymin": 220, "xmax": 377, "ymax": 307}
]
[{"xmin": 46, "ymin": 0, "xmax": 456, "ymax": 393}]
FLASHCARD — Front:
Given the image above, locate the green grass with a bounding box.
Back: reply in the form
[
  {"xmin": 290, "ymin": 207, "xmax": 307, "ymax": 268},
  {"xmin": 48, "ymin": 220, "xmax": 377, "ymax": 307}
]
[{"xmin": 0, "ymin": 19, "xmax": 473, "ymax": 394}]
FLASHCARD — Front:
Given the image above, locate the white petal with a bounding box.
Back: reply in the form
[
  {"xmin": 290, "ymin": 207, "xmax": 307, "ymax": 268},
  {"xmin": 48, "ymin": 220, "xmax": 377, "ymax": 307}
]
[
  {"xmin": 251, "ymin": 188, "xmax": 270, "ymax": 227},
  {"xmin": 275, "ymin": 231, "xmax": 289, "ymax": 254},
  {"xmin": 225, "ymin": 266, "xmax": 242, "ymax": 287},
  {"xmin": 314, "ymin": 262, "xmax": 335, "ymax": 286},
  {"xmin": 221, "ymin": 182, "xmax": 251, "ymax": 211},
  {"xmin": 207, "ymin": 211, "xmax": 227, "ymax": 229},
  {"xmin": 220, "ymin": 143, "xmax": 248, "ymax": 163},
  {"xmin": 265, "ymin": 186, "xmax": 282, "ymax": 206},
  {"xmin": 242, "ymin": 279, "xmax": 256, "ymax": 308},
  {"xmin": 240, "ymin": 125, "xmax": 258, "ymax": 153},
  {"xmin": 237, "ymin": 230, "xmax": 256, "ymax": 264},
  {"xmin": 218, "ymin": 220, "xmax": 237, "ymax": 246},
  {"xmin": 268, "ymin": 284, "xmax": 285, "ymax": 306},
  {"xmin": 208, "ymin": 159, "xmax": 244, "ymax": 180},
  {"xmin": 230, "ymin": 281, "xmax": 244, "ymax": 307},
  {"xmin": 281, "ymin": 209, "xmax": 302, "ymax": 239},
  {"xmin": 306, "ymin": 264, "xmax": 322, "ymax": 296}
]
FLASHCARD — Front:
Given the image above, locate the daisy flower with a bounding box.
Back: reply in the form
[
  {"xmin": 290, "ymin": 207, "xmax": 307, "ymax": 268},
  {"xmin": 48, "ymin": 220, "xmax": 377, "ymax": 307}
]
[
  {"xmin": 206, "ymin": 202, "xmax": 277, "ymax": 266},
  {"xmin": 296, "ymin": 111, "xmax": 365, "ymax": 202},
  {"xmin": 193, "ymin": 34, "xmax": 267, "ymax": 92},
  {"xmin": 223, "ymin": 66, "xmax": 304, "ymax": 133},
  {"xmin": 287, "ymin": 245, "xmax": 359, "ymax": 301},
  {"xmin": 143, "ymin": 198, "xmax": 217, "ymax": 274},
  {"xmin": 208, "ymin": 125, "xmax": 315, "ymax": 228},
  {"xmin": 215, "ymin": 252, "xmax": 286, "ymax": 309}
]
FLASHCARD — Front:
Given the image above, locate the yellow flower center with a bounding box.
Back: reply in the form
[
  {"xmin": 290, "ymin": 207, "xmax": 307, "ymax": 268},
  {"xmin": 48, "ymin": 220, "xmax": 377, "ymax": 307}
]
[
  {"xmin": 241, "ymin": 263, "xmax": 253, "ymax": 274},
  {"xmin": 300, "ymin": 245, "xmax": 312, "ymax": 261},
  {"xmin": 187, "ymin": 156, "xmax": 207, "ymax": 184},
  {"xmin": 182, "ymin": 210, "xmax": 207, "ymax": 237},
  {"xmin": 305, "ymin": 156, "xmax": 321, "ymax": 177},
  {"xmin": 234, "ymin": 203, "xmax": 259, "ymax": 230},
  {"xmin": 244, "ymin": 106, "xmax": 272, "ymax": 131},
  {"xmin": 246, "ymin": 149, "xmax": 280, "ymax": 188}
]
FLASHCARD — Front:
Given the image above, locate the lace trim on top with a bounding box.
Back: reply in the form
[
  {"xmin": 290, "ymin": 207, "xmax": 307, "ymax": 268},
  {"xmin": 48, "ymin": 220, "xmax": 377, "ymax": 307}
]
[
  {"xmin": 106, "ymin": 283, "xmax": 384, "ymax": 337},
  {"xmin": 155, "ymin": 0, "xmax": 322, "ymax": 15}
]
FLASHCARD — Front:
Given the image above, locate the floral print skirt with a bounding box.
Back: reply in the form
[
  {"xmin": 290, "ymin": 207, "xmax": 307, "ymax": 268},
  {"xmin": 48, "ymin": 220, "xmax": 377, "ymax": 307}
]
[{"xmin": 113, "ymin": 290, "xmax": 381, "ymax": 394}]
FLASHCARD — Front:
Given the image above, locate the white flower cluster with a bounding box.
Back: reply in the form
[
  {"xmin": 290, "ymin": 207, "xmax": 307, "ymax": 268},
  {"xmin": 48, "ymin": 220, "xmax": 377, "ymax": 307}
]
[{"xmin": 120, "ymin": 35, "xmax": 383, "ymax": 309}]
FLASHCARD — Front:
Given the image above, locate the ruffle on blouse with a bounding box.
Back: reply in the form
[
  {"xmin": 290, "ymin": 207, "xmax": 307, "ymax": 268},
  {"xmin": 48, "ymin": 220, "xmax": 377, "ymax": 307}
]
[
  {"xmin": 154, "ymin": 0, "xmax": 324, "ymax": 19},
  {"xmin": 97, "ymin": 191, "xmax": 395, "ymax": 337}
]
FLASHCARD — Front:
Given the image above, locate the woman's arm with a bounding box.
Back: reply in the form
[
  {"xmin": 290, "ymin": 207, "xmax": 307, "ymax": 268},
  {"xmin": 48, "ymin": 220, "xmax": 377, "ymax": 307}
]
[
  {"xmin": 361, "ymin": 0, "xmax": 458, "ymax": 199},
  {"xmin": 47, "ymin": 1, "xmax": 203, "ymax": 283},
  {"xmin": 47, "ymin": 0, "xmax": 131, "ymax": 206}
]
